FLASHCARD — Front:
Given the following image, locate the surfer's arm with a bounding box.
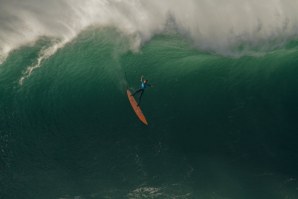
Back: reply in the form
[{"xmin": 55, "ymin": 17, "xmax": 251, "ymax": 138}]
[{"xmin": 140, "ymin": 75, "xmax": 144, "ymax": 82}]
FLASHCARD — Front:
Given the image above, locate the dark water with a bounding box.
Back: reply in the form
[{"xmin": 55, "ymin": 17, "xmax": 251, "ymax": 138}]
[{"xmin": 1, "ymin": 28, "xmax": 298, "ymax": 199}]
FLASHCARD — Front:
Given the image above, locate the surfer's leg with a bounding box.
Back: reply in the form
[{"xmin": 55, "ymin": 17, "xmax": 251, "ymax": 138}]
[
  {"xmin": 132, "ymin": 89, "xmax": 142, "ymax": 96},
  {"xmin": 137, "ymin": 90, "xmax": 144, "ymax": 106}
]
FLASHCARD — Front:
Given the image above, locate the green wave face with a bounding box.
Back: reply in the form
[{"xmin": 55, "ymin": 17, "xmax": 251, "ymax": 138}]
[{"xmin": 1, "ymin": 28, "xmax": 298, "ymax": 199}]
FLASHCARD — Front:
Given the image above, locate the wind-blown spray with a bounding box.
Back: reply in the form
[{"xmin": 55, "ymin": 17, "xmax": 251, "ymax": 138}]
[{"xmin": 0, "ymin": 0, "xmax": 298, "ymax": 62}]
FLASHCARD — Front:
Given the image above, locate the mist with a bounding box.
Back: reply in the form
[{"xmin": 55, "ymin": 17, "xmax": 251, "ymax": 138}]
[{"xmin": 1, "ymin": 0, "xmax": 298, "ymax": 62}]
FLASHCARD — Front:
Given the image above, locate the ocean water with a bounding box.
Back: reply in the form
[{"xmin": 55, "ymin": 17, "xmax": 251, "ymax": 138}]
[{"xmin": 1, "ymin": 1, "xmax": 298, "ymax": 199}]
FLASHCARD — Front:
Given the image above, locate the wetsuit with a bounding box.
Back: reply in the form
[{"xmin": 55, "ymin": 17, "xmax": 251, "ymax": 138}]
[{"xmin": 132, "ymin": 82, "xmax": 151, "ymax": 106}]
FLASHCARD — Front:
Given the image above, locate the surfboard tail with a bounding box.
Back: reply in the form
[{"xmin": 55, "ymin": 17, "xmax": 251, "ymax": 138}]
[{"xmin": 127, "ymin": 90, "xmax": 148, "ymax": 125}]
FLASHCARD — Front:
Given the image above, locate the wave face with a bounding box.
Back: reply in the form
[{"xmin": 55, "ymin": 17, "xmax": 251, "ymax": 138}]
[
  {"xmin": 1, "ymin": 1, "xmax": 298, "ymax": 199},
  {"xmin": 1, "ymin": 27, "xmax": 298, "ymax": 199}
]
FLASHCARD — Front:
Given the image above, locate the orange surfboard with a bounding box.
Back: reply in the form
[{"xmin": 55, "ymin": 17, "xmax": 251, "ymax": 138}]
[{"xmin": 127, "ymin": 89, "xmax": 148, "ymax": 125}]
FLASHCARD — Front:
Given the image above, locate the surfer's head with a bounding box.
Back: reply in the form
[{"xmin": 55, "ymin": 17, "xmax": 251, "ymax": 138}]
[{"xmin": 144, "ymin": 79, "xmax": 148, "ymax": 83}]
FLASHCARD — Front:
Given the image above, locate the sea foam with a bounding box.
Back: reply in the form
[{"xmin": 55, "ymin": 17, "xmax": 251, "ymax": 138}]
[{"xmin": 0, "ymin": 0, "xmax": 298, "ymax": 62}]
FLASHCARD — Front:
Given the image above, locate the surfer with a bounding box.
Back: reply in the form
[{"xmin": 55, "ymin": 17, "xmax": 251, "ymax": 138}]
[{"xmin": 131, "ymin": 75, "xmax": 152, "ymax": 106}]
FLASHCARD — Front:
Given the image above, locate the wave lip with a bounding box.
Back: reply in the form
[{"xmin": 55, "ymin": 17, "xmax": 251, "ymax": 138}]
[{"xmin": 1, "ymin": 0, "xmax": 298, "ymax": 60}]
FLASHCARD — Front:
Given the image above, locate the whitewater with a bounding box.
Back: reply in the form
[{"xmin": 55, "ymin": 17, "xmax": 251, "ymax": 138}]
[{"xmin": 1, "ymin": 0, "xmax": 298, "ymax": 61}]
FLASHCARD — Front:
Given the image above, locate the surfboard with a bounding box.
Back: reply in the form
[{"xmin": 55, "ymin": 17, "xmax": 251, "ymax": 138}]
[{"xmin": 127, "ymin": 89, "xmax": 148, "ymax": 125}]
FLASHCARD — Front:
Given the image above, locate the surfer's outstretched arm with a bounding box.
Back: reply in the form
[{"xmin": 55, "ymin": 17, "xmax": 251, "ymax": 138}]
[{"xmin": 140, "ymin": 75, "xmax": 144, "ymax": 82}]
